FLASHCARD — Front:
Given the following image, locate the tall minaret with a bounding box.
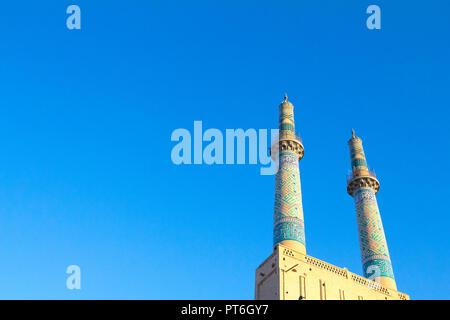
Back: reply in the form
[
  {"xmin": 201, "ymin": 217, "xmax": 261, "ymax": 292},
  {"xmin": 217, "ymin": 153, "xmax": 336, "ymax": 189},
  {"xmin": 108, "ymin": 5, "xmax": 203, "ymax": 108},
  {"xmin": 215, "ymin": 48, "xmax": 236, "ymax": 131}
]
[
  {"xmin": 347, "ymin": 130, "xmax": 397, "ymax": 290},
  {"xmin": 272, "ymin": 94, "xmax": 306, "ymax": 254}
]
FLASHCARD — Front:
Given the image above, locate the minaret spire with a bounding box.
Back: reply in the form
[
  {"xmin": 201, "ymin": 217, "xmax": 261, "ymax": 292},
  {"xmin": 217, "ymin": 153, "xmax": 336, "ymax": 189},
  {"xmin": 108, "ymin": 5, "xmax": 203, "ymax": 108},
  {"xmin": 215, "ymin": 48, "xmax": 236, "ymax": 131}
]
[
  {"xmin": 347, "ymin": 132, "xmax": 397, "ymax": 290},
  {"xmin": 272, "ymin": 95, "xmax": 306, "ymax": 253}
]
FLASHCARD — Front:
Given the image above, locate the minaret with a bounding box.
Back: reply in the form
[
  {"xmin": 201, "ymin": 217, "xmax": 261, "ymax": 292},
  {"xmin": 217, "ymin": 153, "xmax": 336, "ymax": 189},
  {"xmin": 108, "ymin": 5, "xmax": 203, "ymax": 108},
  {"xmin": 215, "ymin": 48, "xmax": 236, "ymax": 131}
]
[
  {"xmin": 255, "ymin": 102, "xmax": 409, "ymax": 300},
  {"xmin": 347, "ymin": 130, "xmax": 397, "ymax": 290},
  {"xmin": 272, "ymin": 94, "xmax": 306, "ymax": 254}
]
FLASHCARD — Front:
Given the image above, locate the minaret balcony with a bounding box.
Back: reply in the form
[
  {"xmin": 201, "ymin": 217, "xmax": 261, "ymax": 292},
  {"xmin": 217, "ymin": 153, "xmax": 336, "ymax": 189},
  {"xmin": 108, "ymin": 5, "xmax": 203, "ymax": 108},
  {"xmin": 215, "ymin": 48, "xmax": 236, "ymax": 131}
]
[
  {"xmin": 347, "ymin": 170, "xmax": 380, "ymax": 195},
  {"xmin": 279, "ymin": 134, "xmax": 303, "ymax": 145},
  {"xmin": 270, "ymin": 134, "xmax": 304, "ymax": 161},
  {"xmin": 346, "ymin": 170, "xmax": 377, "ymax": 184}
]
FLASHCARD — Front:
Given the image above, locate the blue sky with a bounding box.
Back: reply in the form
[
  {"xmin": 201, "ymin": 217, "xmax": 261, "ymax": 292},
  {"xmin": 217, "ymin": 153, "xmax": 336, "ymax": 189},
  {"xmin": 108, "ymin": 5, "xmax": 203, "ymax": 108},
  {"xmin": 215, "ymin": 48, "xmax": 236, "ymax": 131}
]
[{"xmin": 0, "ymin": 1, "xmax": 449, "ymax": 299}]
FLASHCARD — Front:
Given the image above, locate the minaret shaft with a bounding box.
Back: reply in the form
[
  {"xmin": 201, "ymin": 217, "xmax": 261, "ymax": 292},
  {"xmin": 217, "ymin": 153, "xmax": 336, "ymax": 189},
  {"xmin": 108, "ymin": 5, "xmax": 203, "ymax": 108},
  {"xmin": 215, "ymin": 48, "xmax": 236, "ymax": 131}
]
[
  {"xmin": 273, "ymin": 97, "xmax": 305, "ymax": 253},
  {"xmin": 347, "ymin": 133, "xmax": 397, "ymax": 290}
]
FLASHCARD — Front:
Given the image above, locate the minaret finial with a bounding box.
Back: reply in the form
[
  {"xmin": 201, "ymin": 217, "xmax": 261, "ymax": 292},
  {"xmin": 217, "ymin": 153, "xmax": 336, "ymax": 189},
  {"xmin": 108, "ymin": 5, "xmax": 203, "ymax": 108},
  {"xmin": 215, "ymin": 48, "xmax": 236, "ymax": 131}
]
[
  {"xmin": 352, "ymin": 128, "xmax": 355, "ymax": 138},
  {"xmin": 284, "ymin": 93, "xmax": 288, "ymax": 102}
]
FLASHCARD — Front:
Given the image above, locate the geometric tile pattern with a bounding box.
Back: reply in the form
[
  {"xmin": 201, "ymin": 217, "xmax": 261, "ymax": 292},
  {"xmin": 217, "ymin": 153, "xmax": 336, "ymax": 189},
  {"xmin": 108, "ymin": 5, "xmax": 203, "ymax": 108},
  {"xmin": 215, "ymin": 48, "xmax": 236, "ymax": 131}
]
[
  {"xmin": 354, "ymin": 188, "xmax": 395, "ymax": 279},
  {"xmin": 349, "ymin": 135, "xmax": 395, "ymax": 281},
  {"xmin": 273, "ymin": 151, "xmax": 305, "ymax": 246}
]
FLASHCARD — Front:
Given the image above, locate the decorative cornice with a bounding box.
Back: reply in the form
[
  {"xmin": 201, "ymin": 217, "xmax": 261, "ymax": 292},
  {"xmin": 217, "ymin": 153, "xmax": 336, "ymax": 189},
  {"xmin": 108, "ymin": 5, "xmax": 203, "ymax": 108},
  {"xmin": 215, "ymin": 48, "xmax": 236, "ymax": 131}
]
[
  {"xmin": 278, "ymin": 137, "xmax": 304, "ymax": 160},
  {"xmin": 270, "ymin": 136, "xmax": 304, "ymax": 161},
  {"xmin": 347, "ymin": 175, "xmax": 380, "ymax": 196}
]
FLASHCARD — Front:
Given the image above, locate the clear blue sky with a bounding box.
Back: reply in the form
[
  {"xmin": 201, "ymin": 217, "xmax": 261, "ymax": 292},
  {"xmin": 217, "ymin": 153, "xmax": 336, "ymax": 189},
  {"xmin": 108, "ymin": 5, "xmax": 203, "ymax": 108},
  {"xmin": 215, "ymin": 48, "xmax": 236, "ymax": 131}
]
[{"xmin": 0, "ymin": 1, "xmax": 448, "ymax": 299}]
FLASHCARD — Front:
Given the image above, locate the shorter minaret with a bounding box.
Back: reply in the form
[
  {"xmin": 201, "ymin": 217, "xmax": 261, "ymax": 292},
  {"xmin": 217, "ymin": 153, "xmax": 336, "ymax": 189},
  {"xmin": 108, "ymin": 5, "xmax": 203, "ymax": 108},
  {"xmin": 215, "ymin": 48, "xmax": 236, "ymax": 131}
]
[{"xmin": 347, "ymin": 130, "xmax": 397, "ymax": 290}]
